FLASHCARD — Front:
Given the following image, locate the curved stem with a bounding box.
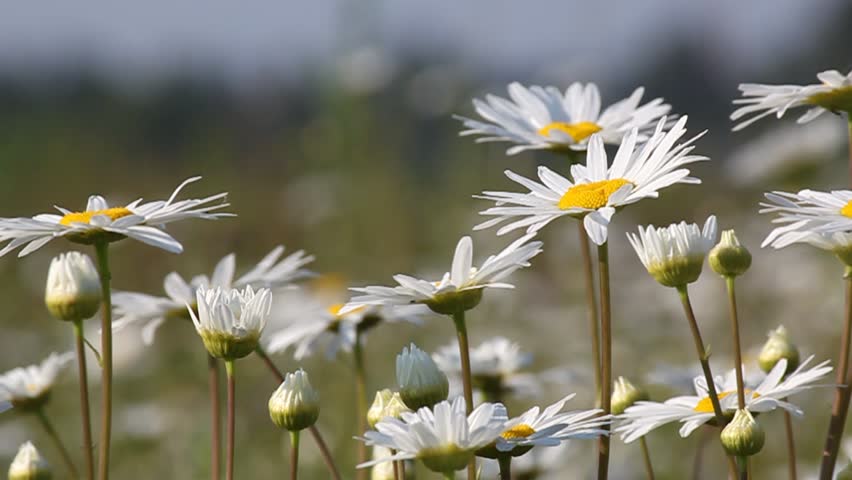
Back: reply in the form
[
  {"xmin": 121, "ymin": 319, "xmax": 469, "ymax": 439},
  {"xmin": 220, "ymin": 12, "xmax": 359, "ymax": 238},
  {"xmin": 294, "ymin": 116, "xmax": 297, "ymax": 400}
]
[
  {"xmin": 208, "ymin": 355, "xmax": 221, "ymax": 480},
  {"xmin": 353, "ymin": 331, "xmax": 368, "ymax": 480},
  {"xmin": 451, "ymin": 310, "xmax": 476, "ymax": 480},
  {"xmin": 94, "ymin": 241, "xmax": 112, "ymax": 480},
  {"xmin": 290, "ymin": 430, "xmax": 300, "ymax": 480},
  {"xmin": 225, "ymin": 360, "xmax": 236, "ymax": 480},
  {"xmin": 639, "ymin": 437, "xmax": 655, "ymax": 480},
  {"xmin": 498, "ymin": 455, "xmax": 511, "ymax": 480},
  {"xmin": 578, "ymin": 223, "xmax": 602, "ymax": 407},
  {"xmin": 73, "ymin": 320, "xmax": 95, "ymax": 480},
  {"xmin": 783, "ymin": 408, "xmax": 797, "ymax": 480},
  {"xmin": 596, "ymin": 243, "xmax": 612, "ymax": 480},
  {"xmin": 36, "ymin": 408, "xmax": 79, "ymax": 479}
]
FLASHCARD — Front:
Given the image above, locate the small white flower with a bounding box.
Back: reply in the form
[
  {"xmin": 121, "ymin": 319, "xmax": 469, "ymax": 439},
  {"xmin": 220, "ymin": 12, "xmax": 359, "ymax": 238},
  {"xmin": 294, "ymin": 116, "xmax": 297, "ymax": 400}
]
[
  {"xmin": 189, "ymin": 285, "xmax": 272, "ymax": 360},
  {"xmin": 8, "ymin": 442, "xmax": 50, "ymax": 480},
  {"xmin": 457, "ymin": 82, "xmax": 671, "ymax": 154},
  {"xmin": 475, "ymin": 117, "xmax": 706, "ymax": 245},
  {"xmin": 341, "ymin": 234, "xmax": 542, "ymax": 315},
  {"xmin": 432, "ymin": 337, "xmax": 539, "ymax": 398},
  {"xmin": 731, "ymin": 69, "xmax": 852, "ymax": 131},
  {"xmin": 268, "ymin": 369, "xmax": 320, "ymax": 431},
  {"xmin": 358, "ymin": 397, "xmax": 508, "ymax": 474},
  {"xmin": 44, "ymin": 251, "xmax": 102, "ymax": 322},
  {"xmin": 760, "ymin": 190, "xmax": 852, "ymax": 249},
  {"xmin": 626, "ymin": 216, "xmax": 718, "ymax": 288},
  {"xmin": 112, "ymin": 246, "xmax": 313, "ymax": 345},
  {"xmin": 397, "ymin": 344, "xmax": 449, "ymax": 410},
  {"xmin": 616, "ymin": 355, "xmax": 831, "ymax": 443},
  {"xmin": 0, "ymin": 177, "xmax": 231, "ymax": 257},
  {"xmin": 0, "ymin": 352, "xmax": 74, "ymax": 412}
]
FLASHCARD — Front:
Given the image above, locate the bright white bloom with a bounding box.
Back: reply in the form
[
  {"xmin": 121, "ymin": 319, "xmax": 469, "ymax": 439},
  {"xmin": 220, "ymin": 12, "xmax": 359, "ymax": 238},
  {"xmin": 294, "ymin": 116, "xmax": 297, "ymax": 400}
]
[
  {"xmin": 397, "ymin": 344, "xmax": 449, "ymax": 410},
  {"xmin": 627, "ymin": 216, "xmax": 718, "ymax": 287},
  {"xmin": 732, "ymin": 69, "xmax": 852, "ymax": 131},
  {"xmin": 44, "ymin": 251, "xmax": 102, "ymax": 322},
  {"xmin": 8, "ymin": 442, "xmax": 50, "ymax": 480},
  {"xmin": 189, "ymin": 285, "xmax": 272, "ymax": 360},
  {"xmin": 341, "ymin": 234, "xmax": 542, "ymax": 315},
  {"xmin": 475, "ymin": 117, "xmax": 706, "ymax": 245},
  {"xmin": 457, "ymin": 82, "xmax": 671, "ymax": 154},
  {"xmin": 433, "ymin": 337, "xmax": 539, "ymax": 398},
  {"xmin": 0, "ymin": 177, "xmax": 230, "ymax": 257},
  {"xmin": 112, "ymin": 246, "xmax": 313, "ymax": 344},
  {"xmin": 268, "ymin": 369, "xmax": 320, "ymax": 431},
  {"xmin": 0, "ymin": 352, "xmax": 74, "ymax": 412},
  {"xmin": 358, "ymin": 397, "xmax": 509, "ymax": 473},
  {"xmin": 760, "ymin": 190, "xmax": 852, "ymax": 249},
  {"xmin": 617, "ymin": 355, "xmax": 831, "ymax": 443}
]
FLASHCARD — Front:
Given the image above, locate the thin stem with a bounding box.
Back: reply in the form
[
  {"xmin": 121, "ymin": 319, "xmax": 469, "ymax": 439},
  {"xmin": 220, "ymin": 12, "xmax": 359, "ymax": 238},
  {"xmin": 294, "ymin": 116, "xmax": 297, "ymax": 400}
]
[
  {"xmin": 596, "ymin": 243, "xmax": 612, "ymax": 480},
  {"xmin": 578, "ymin": 222, "xmax": 602, "ymax": 406},
  {"xmin": 398, "ymin": 459, "xmax": 405, "ymax": 480},
  {"xmin": 724, "ymin": 277, "xmax": 746, "ymax": 411},
  {"xmin": 353, "ymin": 331, "xmax": 368, "ymax": 480},
  {"xmin": 847, "ymin": 117, "xmax": 852, "ymax": 186},
  {"xmin": 691, "ymin": 428, "xmax": 710, "ymax": 480},
  {"xmin": 36, "ymin": 408, "xmax": 79, "ymax": 479},
  {"xmin": 73, "ymin": 321, "xmax": 95, "ymax": 480},
  {"xmin": 94, "ymin": 241, "xmax": 112, "ymax": 480},
  {"xmin": 783, "ymin": 408, "xmax": 797, "ymax": 480},
  {"xmin": 639, "ymin": 437, "xmax": 655, "ymax": 480},
  {"xmin": 290, "ymin": 430, "xmax": 300, "ymax": 480},
  {"xmin": 392, "ymin": 455, "xmax": 400, "ymax": 480},
  {"xmin": 818, "ymin": 276, "xmax": 852, "ymax": 480},
  {"xmin": 254, "ymin": 347, "xmax": 342, "ymax": 480},
  {"xmin": 498, "ymin": 455, "xmax": 511, "ymax": 480},
  {"xmin": 225, "ymin": 360, "xmax": 236, "ymax": 480},
  {"xmin": 451, "ymin": 310, "xmax": 476, "ymax": 480},
  {"xmin": 208, "ymin": 355, "xmax": 221, "ymax": 480}
]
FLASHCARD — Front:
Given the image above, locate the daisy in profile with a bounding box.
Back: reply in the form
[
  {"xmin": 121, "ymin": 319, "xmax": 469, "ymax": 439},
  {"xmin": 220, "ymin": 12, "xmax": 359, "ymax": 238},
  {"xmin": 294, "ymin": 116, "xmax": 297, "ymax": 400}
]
[
  {"xmin": 616, "ymin": 355, "xmax": 831, "ymax": 443},
  {"xmin": 112, "ymin": 246, "xmax": 314, "ymax": 344},
  {"xmin": 0, "ymin": 352, "xmax": 74, "ymax": 413},
  {"xmin": 732, "ymin": 69, "xmax": 852, "ymax": 131},
  {"xmin": 189, "ymin": 285, "xmax": 272, "ymax": 361},
  {"xmin": 627, "ymin": 216, "xmax": 718, "ymax": 288},
  {"xmin": 475, "ymin": 117, "xmax": 706, "ymax": 245},
  {"xmin": 456, "ymin": 82, "xmax": 671, "ymax": 154},
  {"xmin": 760, "ymin": 190, "xmax": 852, "ymax": 250},
  {"xmin": 0, "ymin": 177, "xmax": 230, "ymax": 257}
]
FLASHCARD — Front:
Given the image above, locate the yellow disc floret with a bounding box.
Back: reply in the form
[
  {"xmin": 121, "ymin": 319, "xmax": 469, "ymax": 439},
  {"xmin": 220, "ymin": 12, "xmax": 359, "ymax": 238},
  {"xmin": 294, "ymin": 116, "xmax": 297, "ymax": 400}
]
[
  {"xmin": 538, "ymin": 121, "xmax": 602, "ymax": 142},
  {"xmin": 841, "ymin": 200, "xmax": 852, "ymax": 219},
  {"xmin": 500, "ymin": 423, "xmax": 536, "ymax": 440},
  {"xmin": 693, "ymin": 390, "xmax": 759, "ymax": 413},
  {"xmin": 558, "ymin": 179, "xmax": 631, "ymax": 210},
  {"xmin": 60, "ymin": 207, "xmax": 133, "ymax": 226}
]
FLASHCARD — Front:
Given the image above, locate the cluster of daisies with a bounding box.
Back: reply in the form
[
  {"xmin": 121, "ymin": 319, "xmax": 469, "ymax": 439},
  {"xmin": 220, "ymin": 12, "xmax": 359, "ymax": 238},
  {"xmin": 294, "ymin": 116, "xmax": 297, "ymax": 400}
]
[{"xmin": 0, "ymin": 68, "xmax": 851, "ymax": 480}]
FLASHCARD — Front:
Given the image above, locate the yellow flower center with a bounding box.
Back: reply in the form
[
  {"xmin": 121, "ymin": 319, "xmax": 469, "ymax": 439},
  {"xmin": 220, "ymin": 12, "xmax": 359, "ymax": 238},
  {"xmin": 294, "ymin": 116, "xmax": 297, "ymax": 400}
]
[
  {"xmin": 538, "ymin": 121, "xmax": 602, "ymax": 142},
  {"xmin": 693, "ymin": 390, "xmax": 759, "ymax": 413},
  {"xmin": 841, "ymin": 201, "xmax": 852, "ymax": 219},
  {"xmin": 500, "ymin": 423, "xmax": 536, "ymax": 440},
  {"xmin": 59, "ymin": 207, "xmax": 133, "ymax": 226},
  {"xmin": 558, "ymin": 179, "xmax": 631, "ymax": 210},
  {"xmin": 326, "ymin": 303, "xmax": 365, "ymax": 318}
]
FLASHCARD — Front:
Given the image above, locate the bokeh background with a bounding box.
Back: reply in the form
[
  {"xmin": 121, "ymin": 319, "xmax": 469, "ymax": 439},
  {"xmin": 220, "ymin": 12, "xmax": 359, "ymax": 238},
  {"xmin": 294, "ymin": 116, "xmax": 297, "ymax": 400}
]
[{"xmin": 1, "ymin": 1, "xmax": 852, "ymax": 478}]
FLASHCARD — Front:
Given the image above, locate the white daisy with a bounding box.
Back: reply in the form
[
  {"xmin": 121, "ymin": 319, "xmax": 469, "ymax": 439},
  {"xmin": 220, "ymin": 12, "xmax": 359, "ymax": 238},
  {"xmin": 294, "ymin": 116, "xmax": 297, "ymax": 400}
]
[
  {"xmin": 627, "ymin": 216, "xmax": 717, "ymax": 288},
  {"xmin": 731, "ymin": 69, "xmax": 852, "ymax": 131},
  {"xmin": 358, "ymin": 397, "xmax": 508, "ymax": 473},
  {"xmin": 475, "ymin": 117, "xmax": 706, "ymax": 245},
  {"xmin": 0, "ymin": 177, "xmax": 230, "ymax": 257},
  {"xmin": 189, "ymin": 285, "xmax": 272, "ymax": 360},
  {"xmin": 457, "ymin": 82, "xmax": 671, "ymax": 154},
  {"xmin": 760, "ymin": 190, "xmax": 852, "ymax": 249},
  {"xmin": 112, "ymin": 246, "xmax": 313, "ymax": 345},
  {"xmin": 0, "ymin": 352, "xmax": 74, "ymax": 412},
  {"xmin": 616, "ymin": 355, "xmax": 831, "ymax": 443},
  {"xmin": 341, "ymin": 234, "xmax": 542, "ymax": 315}
]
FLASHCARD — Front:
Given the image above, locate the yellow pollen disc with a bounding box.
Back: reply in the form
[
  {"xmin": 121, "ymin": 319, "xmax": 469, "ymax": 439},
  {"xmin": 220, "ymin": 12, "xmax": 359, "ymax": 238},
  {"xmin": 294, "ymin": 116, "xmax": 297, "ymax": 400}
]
[
  {"xmin": 693, "ymin": 390, "xmax": 759, "ymax": 413},
  {"xmin": 501, "ymin": 423, "xmax": 536, "ymax": 440},
  {"xmin": 841, "ymin": 201, "xmax": 852, "ymax": 219},
  {"xmin": 326, "ymin": 303, "xmax": 365, "ymax": 318},
  {"xmin": 60, "ymin": 207, "xmax": 133, "ymax": 226},
  {"xmin": 538, "ymin": 121, "xmax": 602, "ymax": 142},
  {"xmin": 558, "ymin": 178, "xmax": 631, "ymax": 210}
]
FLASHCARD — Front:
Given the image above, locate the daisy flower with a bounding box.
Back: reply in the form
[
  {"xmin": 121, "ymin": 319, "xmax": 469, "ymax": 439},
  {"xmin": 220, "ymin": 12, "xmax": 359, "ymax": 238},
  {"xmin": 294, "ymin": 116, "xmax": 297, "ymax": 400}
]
[
  {"xmin": 0, "ymin": 352, "xmax": 74, "ymax": 413},
  {"xmin": 0, "ymin": 177, "xmax": 230, "ymax": 257},
  {"xmin": 475, "ymin": 117, "xmax": 706, "ymax": 245},
  {"xmin": 341, "ymin": 234, "xmax": 542, "ymax": 316},
  {"xmin": 732, "ymin": 69, "xmax": 852, "ymax": 131},
  {"xmin": 616, "ymin": 355, "xmax": 831, "ymax": 443},
  {"xmin": 760, "ymin": 190, "xmax": 852, "ymax": 249},
  {"xmin": 189, "ymin": 285, "xmax": 272, "ymax": 360},
  {"xmin": 112, "ymin": 246, "xmax": 313, "ymax": 344},
  {"xmin": 627, "ymin": 216, "xmax": 718, "ymax": 288},
  {"xmin": 358, "ymin": 397, "xmax": 508, "ymax": 474},
  {"xmin": 457, "ymin": 82, "xmax": 671, "ymax": 154}
]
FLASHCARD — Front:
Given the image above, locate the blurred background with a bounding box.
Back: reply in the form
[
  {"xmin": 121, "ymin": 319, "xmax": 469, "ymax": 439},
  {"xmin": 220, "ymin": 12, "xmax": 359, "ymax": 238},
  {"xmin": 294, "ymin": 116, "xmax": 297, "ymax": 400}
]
[{"xmin": 1, "ymin": 1, "xmax": 852, "ymax": 478}]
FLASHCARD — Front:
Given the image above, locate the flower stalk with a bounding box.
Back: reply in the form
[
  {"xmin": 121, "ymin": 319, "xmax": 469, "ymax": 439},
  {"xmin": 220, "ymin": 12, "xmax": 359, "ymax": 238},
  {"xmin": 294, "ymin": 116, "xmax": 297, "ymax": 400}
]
[
  {"xmin": 73, "ymin": 320, "xmax": 95, "ymax": 480},
  {"xmin": 94, "ymin": 241, "xmax": 113, "ymax": 480},
  {"xmin": 290, "ymin": 430, "xmax": 300, "ymax": 480},
  {"xmin": 578, "ymin": 222, "xmax": 602, "ymax": 406},
  {"xmin": 208, "ymin": 355, "xmax": 221, "ymax": 480},
  {"xmin": 596, "ymin": 242, "xmax": 613, "ymax": 480},
  {"xmin": 498, "ymin": 454, "xmax": 512, "ymax": 480},
  {"xmin": 639, "ymin": 438, "xmax": 655, "ymax": 480},
  {"xmin": 451, "ymin": 310, "xmax": 476, "ymax": 480},
  {"xmin": 36, "ymin": 408, "xmax": 78, "ymax": 479},
  {"xmin": 724, "ymin": 276, "xmax": 749, "ymax": 480},
  {"xmin": 354, "ymin": 331, "xmax": 368, "ymax": 480},
  {"xmin": 225, "ymin": 360, "xmax": 236, "ymax": 480}
]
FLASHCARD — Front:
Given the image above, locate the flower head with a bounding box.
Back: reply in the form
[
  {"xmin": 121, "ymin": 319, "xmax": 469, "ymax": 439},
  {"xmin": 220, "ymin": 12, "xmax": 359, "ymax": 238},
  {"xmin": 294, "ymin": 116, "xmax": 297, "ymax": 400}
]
[
  {"xmin": 0, "ymin": 177, "xmax": 230, "ymax": 257},
  {"xmin": 397, "ymin": 344, "xmax": 449, "ymax": 410},
  {"xmin": 475, "ymin": 117, "xmax": 706, "ymax": 245},
  {"xmin": 44, "ymin": 251, "xmax": 101, "ymax": 322},
  {"xmin": 268, "ymin": 369, "xmax": 320, "ymax": 431},
  {"xmin": 0, "ymin": 352, "xmax": 74, "ymax": 413},
  {"xmin": 368, "ymin": 389, "xmax": 411, "ymax": 428},
  {"xmin": 432, "ymin": 337, "xmax": 538, "ymax": 399},
  {"xmin": 758, "ymin": 326, "xmax": 800, "ymax": 375},
  {"xmin": 611, "ymin": 377, "xmax": 649, "ymax": 415},
  {"xmin": 456, "ymin": 82, "xmax": 670, "ymax": 154},
  {"xmin": 627, "ymin": 216, "xmax": 718, "ymax": 288},
  {"xmin": 189, "ymin": 285, "xmax": 272, "ymax": 360},
  {"xmin": 760, "ymin": 190, "xmax": 852, "ymax": 259},
  {"xmin": 8, "ymin": 442, "xmax": 51, "ymax": 480}
]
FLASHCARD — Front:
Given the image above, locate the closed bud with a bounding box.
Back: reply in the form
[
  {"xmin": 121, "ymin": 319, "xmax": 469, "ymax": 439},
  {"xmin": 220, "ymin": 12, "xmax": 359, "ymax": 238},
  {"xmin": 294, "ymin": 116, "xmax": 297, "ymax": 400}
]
[
  {"xmin": 709, "ymin": 230, "xmax": 752, "ymax": 278},
  {"xmin": 367, "ymin": 389, "xmax": 411, "ymax": 428},
  {"xmin": 45, "ymin": 252, "xmax": 101, "ymax": 322},
  {"xmin": 720, "ymin": 409, "xmax": 764, "ymax": 457},
  {"xmin": 611, "ymin": 377, "xmax": 649, "ymax": 415},
  {"xmin": 758, "ymin": 326, "xmax": 800, "ymax": 375},
  {"xmin": 269, "ymin": 369, "xmax": 320, "ymax": 431},
  {"xmin": 396, "ymin": 344, "xmax": 449, "ymax": 410},
  {"xmin": 8, "ymin": 442, "xmax": 51, "ymax": 480}
]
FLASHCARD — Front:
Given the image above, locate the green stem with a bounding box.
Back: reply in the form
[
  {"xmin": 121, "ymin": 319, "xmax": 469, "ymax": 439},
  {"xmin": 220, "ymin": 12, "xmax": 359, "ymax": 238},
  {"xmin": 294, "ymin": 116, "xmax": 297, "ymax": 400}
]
[
  {"xmin": 94, "ymin": 241, "xmax": 112, "ymax": 480},
  {"xmin": 724, "ymin": 277, "xmax": 747, "ymax": 412},
  {"xmin": 596, "ymin": 242, "xmax": 612, "ymax": 480},
  {"xmin": 36, "ymin": 408, "xmax": 79, "ymax": 479},
  {"xmin": 783, "ymin": 408, "xmax": 797, "ymax": 480},
  {"xmin": 225, "ymin": 360, "xmax": 236, "ymax": 480},
  {"xmin": 498, "ymin": 455, "xmax": 511, "ymax": 480},
  {"xmin": 451, "ymin": 310, "xmax": 476, "ymax": 480},
  {"xmin": 578, "ymin": 222, "xmax": 602, "ymax": 407},
  {"xmin": 691, "ymin": 428, "xmax": 709, "ymax": 480},
  {"xmin": 639, "ymin": 437, "xmax": 655, "ymax": 480},
  {"xmin": 208, "ymin": 355, "xmax": 221, "ymax": 480},
  {"xmin": 354, "ymin": 331, "xmax": 369, "ymax": 480},
  {"xmin": 290, "ymin": 430, "xmax": 300, "ymax": 480},
  {"xmin": 397, "ymin": 459, "xmax": 405, "ymax": 480},
  {"xmin": 847, "ymin": 117, "xmax": 852, "ymax": 187},
  {"xmin": 73, "ymin": 320, "xmax": 94, "ymax": 480}
]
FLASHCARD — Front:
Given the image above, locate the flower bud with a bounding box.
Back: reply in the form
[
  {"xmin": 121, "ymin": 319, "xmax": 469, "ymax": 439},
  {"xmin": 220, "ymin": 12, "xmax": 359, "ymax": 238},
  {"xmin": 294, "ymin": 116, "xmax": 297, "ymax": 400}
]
[
  {"xmin": 8, "ymin": 442, "xmax": 51, "ymax": 480},
  {"xmin": 367, "ymin": 389, "xmax": 411, "ymax": 428},
  {"xmin": 611, "ymin": 377, "xmax": 649, "ymax": 415},
  {"xmin": 396, "ymin": 344, "xmax": 449, "ymax": 410},
  {"xmin": 758, "ymin": 326, "xmax": 800, "ymax": 375},
  {"xmin": 45, "ymin": 252, "xmax": 101, "ymax": 322},
  {"xmin": 269, "ymin": 369, "xmax": 320, "ymax": 431},
  {"xmin": 720, "ymin": 409, "xmax": 765, "ymax": 457},
  {"xmin": 709, "ymin": 230, "xmax": 752, "ymax": 278}
]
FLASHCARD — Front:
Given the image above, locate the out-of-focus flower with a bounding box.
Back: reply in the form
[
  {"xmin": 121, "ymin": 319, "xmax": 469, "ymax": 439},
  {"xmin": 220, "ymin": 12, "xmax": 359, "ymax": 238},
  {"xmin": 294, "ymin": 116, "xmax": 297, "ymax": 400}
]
[
  {"xmin": 758, "ymin": 325, "xmax": 800, "ymax": 375},
  {"xmin": 8, "ymin": 442, "xmax": 50, "ymax": 480},
  {"xmin": 760, "ymin": 190, "xmax": 852, "ymax": 250},
  {"xmin": 0, "ymin": 353, "xmax": 74, "ymax": 413},
  {"xmin": 367, "ymin": 389, "xmax": 410, "ymax": 429}
]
